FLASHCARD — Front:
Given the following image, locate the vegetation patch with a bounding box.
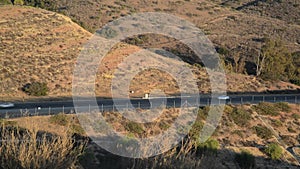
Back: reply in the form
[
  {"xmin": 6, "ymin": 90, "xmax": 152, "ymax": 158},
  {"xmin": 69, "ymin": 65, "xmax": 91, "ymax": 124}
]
[
  {"xmin": 254, "ymin": 102, "xmax": 279, "ymax": 116},
  {"xmin": 124, "ymin": 121, "xmax": 144, "ymax": 135},
  {"xmin": 292, "ymin": 113, "xmax": 300, "ymax": 120},
  {"xmin": 0, "ymin": 125, "xmax": 86, "ymax": 169},
  {"xmin": 274, "ymin": 102, "xmax": 291, "ymax": 113},
  {"xmin": 229, "ymin": 107, "xmax": 252, "ymax": 127},
  {"xmin": 264, "ymin": 143, "xmax": 283, "ymax": 160},
  {"xmin": 197, "ymin": 138, "xmax": 219, "ymax": 154},
  {"xmin": 49, "ymin": 113, "xmax": 69, "ymax": 126},
  {"xmin": 253, "ymin": 125, "xmax": 273, "ymax": 139},
  {"xmin": 22, "ymin": 82, "xmax": 49, "ymax": 96}
]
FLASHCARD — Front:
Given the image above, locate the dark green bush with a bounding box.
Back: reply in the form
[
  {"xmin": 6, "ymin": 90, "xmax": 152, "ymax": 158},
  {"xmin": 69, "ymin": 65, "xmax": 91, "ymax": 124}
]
[
  {"xmin": 49, "ymin": 113, "xmax": 69, "ymax": 126},
  {"xmin": 125, "ymin": 121, "xmax": 144, "ymax": 135},
  {"xmin": 254, "ymin": 102, "xmax": 279, "ymax": 116},
  {"xmin": 22, "ymin": 82, "xmax": 49, "ymax": 96},
  {"xmin": 235, "ymin": 150, "xmax": 256, "ymax": 169},
  {"xmin": 274, "ymin": 102, "xmax": 291, "ymax": 113},
  {"xmin": 253, "ymin": 126, "xmax": 273, "ymax": 139},
  {"xmin": 229, "ymin": 107, "xmax": 252, "ymax": 127},
  {"xmin": 265, "ymin": 143, "xmax": 283, "ymax": 160}
]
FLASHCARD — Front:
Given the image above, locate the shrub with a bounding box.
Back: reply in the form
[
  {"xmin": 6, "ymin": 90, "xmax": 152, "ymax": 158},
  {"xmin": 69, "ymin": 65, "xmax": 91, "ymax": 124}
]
[
  {"xmin": 0, "ymin": 125, "xmax": 86, "ymax": 169},
  {"xmin": 254, "ymin": 102, "xmax": 279, "ymax": 116},
  {"xmin": 232, "ymin": 130, "xmax": 244, "ymax": 137},
  {"xmin": 254, "ymin": 126, "xmax": 273, "ymax": 139},
  {"xmin": 125, "ymin": 121, "xmax": 144, "ymax": 135},
  {"xmin": 265, "ymin": 143, "xmax": 283, "ymax": 160},
  {"xmin": 272, "ymin": 119, "xmax": 283, "ymax": 127},
  {"xmin": 22, "ymin": 82, "xmax": 49, "ymax": 96},
  {"xmin": 216, "ymin": 46, "xmax": 230, "ymax": 56},
  {"xmin": 292, "ymin": 113, "xmax": 300, "ymax": 120},
  {"xmin": 197, "ymin": 138, "xmax": 219, "ymax": 154},
  {"xmin": 70, "ymin": 124, "xmax": 85, "ymax": 135},
  {"xmin": 49, "ymin": 113, "xmax": 69, "ymax": 126},
  {"xmin": 229, "ymin": 107, "xmax": 252, "ymax": 127},
  {"xmin": 188, "ymin": 120, "xmax": 204, "ymax": 144},
  {"xmin": 0, "ymin": 0, "xmax": 12, "ymax": 5},
  {"xmin": 14, "ymin": 0, "xmax": 24, "ymax": 5},
  {"xmin": 235, "ymin": 150, "xmax": 256, "ymax": 169},
  {"xmin": 274, "ymin": 102, "xmax": 291, "ymax": 112}
]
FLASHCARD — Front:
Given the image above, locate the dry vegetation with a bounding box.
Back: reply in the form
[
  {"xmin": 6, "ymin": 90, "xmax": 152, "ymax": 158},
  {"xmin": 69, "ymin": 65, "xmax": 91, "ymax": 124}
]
[
  {"xmin": 0, "ymin": 116, "xmax": 87, "ymax": 169},
  {"xmin": 0, "ymin": 5, "xmax": 299, "ymax": 100},
  {"xmin": 0, "ymin": 6, "xmax": 91, "ymax": 99},
  {"xmin": 1, "ymin": 102, "xmax": 299, "ymax": 168}
]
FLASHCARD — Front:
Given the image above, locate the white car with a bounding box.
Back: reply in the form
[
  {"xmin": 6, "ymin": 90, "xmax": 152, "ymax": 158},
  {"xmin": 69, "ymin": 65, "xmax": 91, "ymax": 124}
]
[
  {"xmin": 0, "ymin": 102, "xmax": 15, "ymax": 108},
  {"xmin": 217, "ymin": 95, "xmax": 230, "ymax": 100}
]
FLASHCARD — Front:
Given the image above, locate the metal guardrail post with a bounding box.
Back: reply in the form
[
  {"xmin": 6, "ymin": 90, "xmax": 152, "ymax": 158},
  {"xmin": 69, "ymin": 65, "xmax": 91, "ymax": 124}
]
[
  {"xmin": 62, "ymin": 106, "xmax": 64, "ymax": 113},
  {"xmin": 49, "ymin": 107, "xmax": 51, "ymax": 115}
]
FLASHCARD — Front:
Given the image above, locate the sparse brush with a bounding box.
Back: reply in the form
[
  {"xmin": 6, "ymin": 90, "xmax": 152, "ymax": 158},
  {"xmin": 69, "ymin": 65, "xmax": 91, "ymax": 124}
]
[{"xmin": 0, "ymin": 117, "xmax": 87, "ymax": 169}]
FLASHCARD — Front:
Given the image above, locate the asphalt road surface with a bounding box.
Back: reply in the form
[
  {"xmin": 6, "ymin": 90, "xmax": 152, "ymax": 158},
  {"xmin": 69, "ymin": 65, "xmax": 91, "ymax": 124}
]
[{"xmin": 0, "ymin": 93, "xmax": 299, "ymax": 118}]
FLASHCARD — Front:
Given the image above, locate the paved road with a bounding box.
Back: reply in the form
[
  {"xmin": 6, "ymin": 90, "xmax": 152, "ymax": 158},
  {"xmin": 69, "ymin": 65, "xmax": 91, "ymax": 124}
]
[{"xmin": 0, "ymin": 93, "xmax": 299, "ymax": 118}]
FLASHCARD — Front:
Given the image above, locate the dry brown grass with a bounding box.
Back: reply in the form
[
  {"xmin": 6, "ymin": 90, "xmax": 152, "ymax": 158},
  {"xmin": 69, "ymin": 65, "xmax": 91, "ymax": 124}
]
[
  {"xmin": 0, "ymin": 6, "xmax": 91, "ymax": 99},
  {"xmin": 0, "ymin": 116, "xmax": 87, "ymax": 169},
  {"xmin": 1, "ymin": 5, "xmax": 299, "ymax": 101}
]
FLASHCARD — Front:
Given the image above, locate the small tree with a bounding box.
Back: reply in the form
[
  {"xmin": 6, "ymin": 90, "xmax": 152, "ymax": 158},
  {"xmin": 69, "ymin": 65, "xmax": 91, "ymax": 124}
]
[
  {"xmin": 255, "ymin": 38, "xmax": 293, "ymax": 80},
  {"xmin": 22, "ymin": 82, "xmax": 49, "ymax": 96},
  {"xmin": 265, "ymin": 143, "xmax": 283, "ymax": 160}
]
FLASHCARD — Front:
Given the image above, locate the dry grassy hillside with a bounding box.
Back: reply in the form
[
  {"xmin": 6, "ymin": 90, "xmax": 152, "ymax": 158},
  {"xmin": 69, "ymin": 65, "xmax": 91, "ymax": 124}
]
[
  {"xmin": 39, "ymin": 0, "xmax": 300, "ymax": 53},
  {"xmin": 0, "ymin": 6, "xmax": 91, "ymax": 99},
  {"xmin": 219, "ymin": 0, "xmax": 300, "ymax": 25},
  {"xmin": 0, "ymin": 5, "xmax": 299, "ymax": 100}
]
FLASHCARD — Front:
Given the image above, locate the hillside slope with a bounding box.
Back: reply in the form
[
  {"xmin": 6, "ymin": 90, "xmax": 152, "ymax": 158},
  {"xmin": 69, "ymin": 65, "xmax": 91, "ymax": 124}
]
[
  {"xmin": 0, "ymin": 5, "xmax": 299, "ymax": 100},
  {"xmin": 31, "ymin": 0, "xmax": 300, "ymax": 53},
  {"xmin": 0, "ymin": 6, "xmax": 91, "ymax": 98}
]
